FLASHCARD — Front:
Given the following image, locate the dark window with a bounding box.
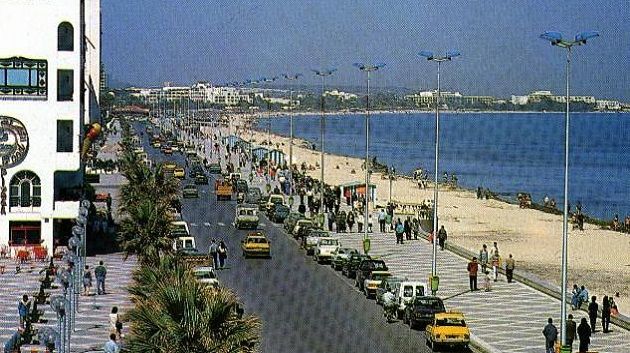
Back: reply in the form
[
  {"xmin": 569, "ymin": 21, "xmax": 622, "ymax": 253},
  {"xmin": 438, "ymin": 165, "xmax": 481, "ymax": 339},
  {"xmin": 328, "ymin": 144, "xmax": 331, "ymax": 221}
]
[
  {"xmin": 0, "ymin": 57, "xmax": 47, "ymax": 98},
  {"xmin": 9, "ymin": 221, "xmax": 41, "ymax": 245},
  {"xmin": 57, "ymin": 22, "xmax": 74, "ymax": 51},
  {"xmin": 57, "ymin": 69, "xmax": 73, "ymax": 101},
  {"xmin": 57, "ymin": 120, "xmax": 73, "ymax": 152},
  {"xmin": 9, "ymin": 171, "xmax": 42, "ymax": 208}
]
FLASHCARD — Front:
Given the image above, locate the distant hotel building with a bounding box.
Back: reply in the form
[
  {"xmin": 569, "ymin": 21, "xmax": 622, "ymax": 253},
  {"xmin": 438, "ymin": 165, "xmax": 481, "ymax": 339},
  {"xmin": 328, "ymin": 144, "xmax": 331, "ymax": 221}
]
[
  {"xmin": 405, "ymin": 90, "xmax": 494, "ymax": 109},
  {"xmin": 0, "ymin": 0, "xmax": 101, "ymax": 254},
  {"xmin": 132, "ymin": 82, "xmax": 253, "ymax": 106},
  {"xmin": 512, "ymin": 90, "xmax": 597, "ymax": 105}
]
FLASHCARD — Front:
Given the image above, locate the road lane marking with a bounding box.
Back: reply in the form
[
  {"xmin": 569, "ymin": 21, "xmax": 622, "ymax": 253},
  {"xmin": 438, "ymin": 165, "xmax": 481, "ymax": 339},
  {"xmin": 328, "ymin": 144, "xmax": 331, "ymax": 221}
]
[
  {"xmin": 217, "ymin": 222, "xmax": 225, "ymax": 226},
  {"xmin": 204, "ymin": 222, "xmax": 211, "ymax": 227}
]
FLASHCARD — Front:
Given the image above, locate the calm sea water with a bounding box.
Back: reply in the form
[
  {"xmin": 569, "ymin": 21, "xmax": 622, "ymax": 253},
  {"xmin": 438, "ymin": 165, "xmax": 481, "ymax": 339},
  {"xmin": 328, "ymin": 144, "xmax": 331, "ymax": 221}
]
[{"xmin": 262, "ymin": 112, "xmax": 630, "ymax": 220}]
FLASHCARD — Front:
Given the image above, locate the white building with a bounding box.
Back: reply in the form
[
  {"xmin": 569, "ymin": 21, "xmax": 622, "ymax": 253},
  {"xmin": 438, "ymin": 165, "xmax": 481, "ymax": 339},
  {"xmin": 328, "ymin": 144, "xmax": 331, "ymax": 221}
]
[
  {"xmin": 596, "ymin": 100, "xmax": 621, "ymax": 111},
  {"xmin": 141, "ymin": 83, "xmax": 252, "ymax": 106},
  {"xmin": 0, "ymin": 0, "xmax": 101, "ymax": 254},
  {"xmin": 511, "ymin": 95, "xmax": 529, "ymax": 105},
  {"xmin": 324, "ymin": 90, "xmax": 358, "ymax": 101}
]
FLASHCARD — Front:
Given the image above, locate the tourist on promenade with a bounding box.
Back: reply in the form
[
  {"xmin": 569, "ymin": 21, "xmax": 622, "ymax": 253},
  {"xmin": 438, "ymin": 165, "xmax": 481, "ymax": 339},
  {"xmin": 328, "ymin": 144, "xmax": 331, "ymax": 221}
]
[
  {"xmin": 566, "ymin": 314, "xmax": 577, "ymax": 350},
  {"xmin": 395, "ymin": 219, "xmax": 404, "ymax": 244},
  {"xmin": 17, "ymin": 295, "xmax": 30, "ymax": 328},
  {"xmin": 611, "ymin": 294, "xmax": 619, "ymax": 316},
  {"xmin": 328, "ymin": 211, "xmax": 335, "ymax": 232},
  {"xmin": 378, "ymin": 209, "xmax": 386, "ymax": 232},
  {"xmin": 483, "ymin": 271, "xmax": 492, "ymax": 292},
  {"xmin": 404, "ymin": 218, "xmax": 411, "ymax": 240},
  {"xmin": 575, "ymin": 285, "xmax": 589, "ymax": 309},
  {"xmin": 577, "ymin": 318, "xmax": 591, "ymax": 352},
  {"xmin": 505, "ymin": 254, "xmax": 515, "ymax": 283},
  {"xmin": 411, "ymin": 218, "xmax": 419, "ymax": 240},
  {"xmin": 467, "ymin": 257, "xmax": 479, "ymax": 291},
  {"xmin": 491, "ymin": 241, "xmax": 499, "ymax": 256},
  {"xmin": 588, "ymin": 296, "xmax": 598, "ymax": 332},
  {"xmin": 602, "ymin": 295, "xmax": 611, "ymax": 333},
  {"xmin": 357, "ymin": 215, "xmax": 363, "ymax": 233},
  {"xmin": 479, "ymin": 244, "xmax": 489, "ymax": 273},
  {"xmin": 217, "ymin": 241, "xmax": 228, "ymax": 269},
  {"xmin": 3, "ymin": 327, "xmax": 23, "ymax": 353},
  {"xmin": 542, "ymin": 318, "xmax": 558, "ymax": 353},
  {"xmin": 95, "ymin": 261, "xmax": 107, "ymax": 295},
  {"xmin": 491, "ymin": 250, "xmax": 500, "ymax": 281},
  {"xmin": 104, "ymin": 333, "xmax": 120, "ymax": 353},
  {"xmin": 83, "ymin": 265, "xmax": 93, "ymax": 296},
  {"xmin": 110, "ymin": 306, "xmax": 122, "ymax": 339},
  {"xmin": 346, "ymin": 211, "xmax": 355, "ymax": 232},
  {"xmin": 437, "ymin": 226, "xmax": 447, "ymax": 250},
  {"xmin": 368, "ymin": 214, "xmax": 373, "ymax": 232},
  {"xmin": 209, "ymin": 239, "xmax": 218, "ymax": 268}
]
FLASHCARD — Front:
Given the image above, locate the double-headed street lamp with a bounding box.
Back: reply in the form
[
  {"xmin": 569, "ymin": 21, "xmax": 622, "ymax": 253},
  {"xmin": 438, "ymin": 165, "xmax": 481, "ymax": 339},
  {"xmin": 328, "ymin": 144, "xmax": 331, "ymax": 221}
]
[
  {"xmin": 419, "ymin": 50, "xmax": 460, "ymax": 295},
  {"xmin": 312, "ymin": 69, "xmax": 337, "ymax": 221},
  {"xmin": 354, "ymin": 62, "xmax": 385, "ymax": 254},
  {"xmin": 283, "ymin": 73, "xmax": 302, "ymax": 198},
  {"xmin": 540, "ymin": 30, "xmax": 598, "ymax": 350}
]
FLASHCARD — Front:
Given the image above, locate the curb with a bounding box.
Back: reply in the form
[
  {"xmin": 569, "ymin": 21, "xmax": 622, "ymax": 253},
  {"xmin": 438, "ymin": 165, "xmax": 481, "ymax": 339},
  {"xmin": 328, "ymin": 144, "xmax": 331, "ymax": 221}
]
[{"xmin": 470, "ymin": 333, "xmax": 502, "ymax": 353}]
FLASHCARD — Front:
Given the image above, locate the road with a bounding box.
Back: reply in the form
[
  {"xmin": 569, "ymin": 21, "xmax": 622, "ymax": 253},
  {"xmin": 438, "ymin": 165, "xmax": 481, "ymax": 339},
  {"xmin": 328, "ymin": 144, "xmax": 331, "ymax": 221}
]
[{"xmin": 138, "ymin": 124, "xmax": 451, "ymax": 353}]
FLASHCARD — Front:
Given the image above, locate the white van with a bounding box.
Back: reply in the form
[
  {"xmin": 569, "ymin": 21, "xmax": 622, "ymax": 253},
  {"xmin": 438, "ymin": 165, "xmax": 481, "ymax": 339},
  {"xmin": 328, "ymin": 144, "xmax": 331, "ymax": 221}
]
[{"xmin": 394, "ymin": 281, "xmax": 427, "ymax": 318}]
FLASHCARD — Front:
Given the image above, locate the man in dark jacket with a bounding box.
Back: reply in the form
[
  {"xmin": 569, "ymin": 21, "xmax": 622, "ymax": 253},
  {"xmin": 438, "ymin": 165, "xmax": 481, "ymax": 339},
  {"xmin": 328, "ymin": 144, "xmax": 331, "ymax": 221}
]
[
  {"xmin": 437, "ymin": 225, "xmax": 447, "ymax": 250},
  {"xmin": 588, "ymin": 296, "xmax": 598, "ymax": 333},
  {"xmin": 577, "ymin": 318, "xmax": 591, "ymax": 352},
  {"xmin": 467, "ymin": 257, "xmax": 479, "ymax": 291},
  {"xmin": 602, "ymin": 295, "xmax": 611, "ymax": 333},
  {"xmin": 542, "ymin": 318, "xmax": 558, "ymax": 353},
  {"xmin": 565, "ymin": 314, "xmax": 577, "ymax": 350}
]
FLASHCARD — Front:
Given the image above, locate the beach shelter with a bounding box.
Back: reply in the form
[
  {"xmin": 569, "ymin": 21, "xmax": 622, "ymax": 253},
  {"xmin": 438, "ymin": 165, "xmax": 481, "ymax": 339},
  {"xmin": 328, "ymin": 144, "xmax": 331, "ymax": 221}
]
[
  {"xmin": 267, "ymin": 149, "xmax": 286, "ymax": 166},
  {"xmin": 235, "ymin": 139, "xmax": 252, "ymax": 151},
  {"xmin": 252, "ymin": 146, "xmax": 269, "ymax": 161},
  {"xmin": 339, "ymin": 181, "xmax": 377, "ymax": 202}
]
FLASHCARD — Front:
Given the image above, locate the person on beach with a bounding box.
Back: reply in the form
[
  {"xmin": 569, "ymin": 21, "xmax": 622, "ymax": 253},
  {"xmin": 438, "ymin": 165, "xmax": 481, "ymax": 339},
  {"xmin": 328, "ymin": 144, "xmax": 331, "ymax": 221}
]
[
  {"xmin": 588, "ymin": 296, "xmax": 598, "ymax": 332},
  {"xmin": 542, "ymin": 318, "xmax": 558, "ymax": 353},
  {"xmin": 566, "ymin": 314, "xmax": 577, "ymax": 350},
  {"xmin": 602, "ymin": 295, "xmax": 611, "ymax": 333},
  {"xmin": 467, "ymin": 257, "xmax": 479, "ymax": 291},
  {"xmin": 479, "ymin": 244, "xmax": 489, "ymax": 273},
  {"xmin": 505, "ymin": 254, "xmax": 515, "ymax": 283},
  {"xmin": 577, "ymin": 318, "xmax": 591, "ymax": 352},
  {"xmin": 437, "ymin": 226, "xmax": 447, "ymax": 250}
]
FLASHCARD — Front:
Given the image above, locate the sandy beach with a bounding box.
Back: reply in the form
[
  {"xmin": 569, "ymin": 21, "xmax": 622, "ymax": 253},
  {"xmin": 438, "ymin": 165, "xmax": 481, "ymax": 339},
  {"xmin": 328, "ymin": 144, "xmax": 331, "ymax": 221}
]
[{"xmin": 241, "ymin": 125, "xmax": 630, "ymax": 316}]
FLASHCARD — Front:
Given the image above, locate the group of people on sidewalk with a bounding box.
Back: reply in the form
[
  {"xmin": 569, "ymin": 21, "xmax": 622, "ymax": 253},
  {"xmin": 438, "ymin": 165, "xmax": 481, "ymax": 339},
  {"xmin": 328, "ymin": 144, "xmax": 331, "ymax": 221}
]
[
  {"xmin": 466, "ymin": 242, "xmax": 516, "ymax": 291},
  {"xmin": 543, "ymin": 316, "xmax": 593, "ymax": 353}
]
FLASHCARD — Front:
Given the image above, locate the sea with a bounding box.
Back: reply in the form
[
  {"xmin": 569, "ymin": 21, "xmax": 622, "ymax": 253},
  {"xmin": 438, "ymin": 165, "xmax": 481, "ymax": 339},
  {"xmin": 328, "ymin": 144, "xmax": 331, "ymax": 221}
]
[{"xmin": 261, "ymin": 112, "xmax": 630, "ymax": 220}]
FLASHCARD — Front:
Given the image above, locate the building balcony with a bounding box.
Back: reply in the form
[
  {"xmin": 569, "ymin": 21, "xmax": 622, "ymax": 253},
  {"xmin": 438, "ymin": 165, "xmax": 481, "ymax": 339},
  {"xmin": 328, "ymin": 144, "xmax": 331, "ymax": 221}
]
[
  {"xmin": 53, "ymin": 200, "xmax": 80, "ymax": 218},
  {"xmin": 9, "ymin": 197, "xmax": 42, "ymax": 214}
]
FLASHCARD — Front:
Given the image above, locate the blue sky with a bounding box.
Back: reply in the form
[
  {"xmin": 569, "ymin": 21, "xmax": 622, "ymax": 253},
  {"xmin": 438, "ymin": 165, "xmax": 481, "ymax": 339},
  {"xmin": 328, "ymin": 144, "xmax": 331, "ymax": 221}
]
[{"xmin": 102, "ymin": 0, "xmax": 630, "ymax": 100}]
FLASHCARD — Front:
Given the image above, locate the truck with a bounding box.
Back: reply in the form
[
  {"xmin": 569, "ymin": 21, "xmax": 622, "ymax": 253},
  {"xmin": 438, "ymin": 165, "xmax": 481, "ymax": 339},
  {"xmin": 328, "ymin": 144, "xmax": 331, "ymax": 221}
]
[
  {"xmin": 171, "ymin": 224, "xmax": 212, "ymax": 267},
  {"xmin": 215, "ymin": 179, "xmax": 232, "ymax": 201}
]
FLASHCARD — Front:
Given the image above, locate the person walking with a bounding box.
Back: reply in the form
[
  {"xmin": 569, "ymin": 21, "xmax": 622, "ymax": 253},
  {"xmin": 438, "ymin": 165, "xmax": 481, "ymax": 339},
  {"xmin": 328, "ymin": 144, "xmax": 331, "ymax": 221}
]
[
  {"xmin": 395, "ymin": 219, "xmax": 404, "ymax": 244},
  {"xmin": 588, "ymin": 296, "xmax": 598, "ymax": 332},
  {"xmin": 208, "ymin": 239, "xmax": 219, "ymax": 268},
  {"xmin": 602, "ymin": 294, "xmax": 611, "ymax": 333},
  {"xmin": 109, "ymin": 306, "xmax": 122, "ymax": 339},
  {"xmin": 577, "ymin": 317, "xmax": 591, "ymax": 352},
  {"xmin": 491, "ymin": 250, "xmax": 500, "ymax": 281},
  {"xmin": 103, "ymin": 333, "xmax": 120, "ymax": 353},
  {"xmin": 94, "ymin": 261, "xmax": 107, "ymax": 295},
  {"xmin": 346, "ymin": 211, "xmax": 355, "ymax": 232},
  {"xmin": 412, "ymin": 218, "xmax": 419, "ymax": 240},
  {"xmin": 217, "ymin": 241, "xmax": 228, "ymax": 269},
  {"xmin": 505, "ymin": 254, "xmax": 515, "ymax": 283},
  {"xmin": 566, "ymin": 314, "xmax": 577, "ymax": 350},
  {"xmin": 378, "ymin": 209, "xmax": 386, "ymax": 233},
  {"xmin": 542, "ymin": 317, "xmax": 558, "ymax": 353},
  {"xmin": 83, "ymin": 265, "xmax": 93, "ymax": 296},
  {"xmin": 17, "ymin": 295, "xmax": 31, "ymax": 328},
  {"xmin": 479, "ymin": 244, "xmax": 489, "ymax": 273},
  {"xmin": 437, "ymin": 225, "xmax": 447, "ymax": 250},
  {"xmin": 404, "ymin": 218, "xmax": 411, "ymax": 240},
  {"xmin": 467, "ymin": 257, "xmax": 479, "ymax": 291}
]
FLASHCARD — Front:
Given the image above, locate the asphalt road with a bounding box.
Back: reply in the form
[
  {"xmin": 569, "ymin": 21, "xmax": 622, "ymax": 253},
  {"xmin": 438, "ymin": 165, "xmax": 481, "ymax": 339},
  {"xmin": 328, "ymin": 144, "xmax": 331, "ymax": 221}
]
[{"xmin": 138, "ymin": 124, "xmax": 451, "ymax": 353}]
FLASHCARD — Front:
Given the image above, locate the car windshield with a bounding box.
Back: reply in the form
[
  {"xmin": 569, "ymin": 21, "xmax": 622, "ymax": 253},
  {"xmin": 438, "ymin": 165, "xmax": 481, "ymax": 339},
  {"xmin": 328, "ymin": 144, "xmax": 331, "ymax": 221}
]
[
  {"xmin": 415, "ymin": 298, "xmax": 443, "ymax": 309},
  {"xmin": 319, "ymin": 239, "xmax": 338, "ymax": 246},
  {"xmin": 195, "ymin": 271, "xmax": 216, "ymax": 279},
  {"xmin": 436, "ymin": 318, "xmax": 466, "ymax": 326},
  {"xmin": 371, "ymin": 273, "xmax": 391, "ymax": 281},
  {"xmin": 249, "ymin": 237, "xmax": 268, "ymax": 244},
  {"xmin": 372, "ymin": 262, "xmax": 387, "ymax": 270}
]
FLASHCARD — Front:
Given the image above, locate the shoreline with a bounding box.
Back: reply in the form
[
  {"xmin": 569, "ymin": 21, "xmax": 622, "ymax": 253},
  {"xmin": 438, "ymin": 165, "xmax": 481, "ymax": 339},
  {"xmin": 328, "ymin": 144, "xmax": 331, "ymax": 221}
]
[
  {"xmin": 233, "ymin": 121, "xmax": 629, "ymax": 316},
  {"xmin": 246, "ymin": 110, "xmax": 628, "ymax": 119}
]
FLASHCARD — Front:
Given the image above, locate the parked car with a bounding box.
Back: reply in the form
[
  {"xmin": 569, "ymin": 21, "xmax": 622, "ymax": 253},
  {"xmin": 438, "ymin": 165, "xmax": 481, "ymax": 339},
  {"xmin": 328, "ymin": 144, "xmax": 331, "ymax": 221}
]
[
  {"xmin": 245, "ymin": 187, "xmax": 262, "ymax": 204},
  {"xmin": 363, "ymin": 271, "xmax": 392, "ymax": 299},
  {"xmin": 404, "ymin": 296, "xmax": 446, "ymax": 330},
  {"xmin": 426, "ymin": 311, "xmax": 470, "ymax": 351},
  {"xmin": 395, "ymin": 281, "xmax": 428, "ymax": 319},
  {"xmin": 269, "ymin": 204, "xmax": 290, "ymax": 223},
  {"xmin": 300, "ymin": 224, "xmax": 324, "ymax": 251},
  {"xmin": 241, "ymin": 232, "xmax": 271, "ymax": 258},
  {"xmin": 342, "ymin": 253, "xmax": 372, "ymax": 278},
  {"xmin": 182, "ymin": 185, "xmax": 199, "ymax": 198},
  {"xmin": 375, "ymin": 276, "xmax": 408, "ymax": 305},
  {"xmin": 234, "ymin": 206, "xmax": 259, "ymax": 230},
  {"xmin": 330, "ymin": 247, "xmax": 359, "ymax": 271},
  {"xmin": 314, "ymin": 237, "xmax": 340, "ymax": 263},
  {"xmin": 284, "ymin": 212, "xmax": 305, "ymax": 233},
  {"xmin": 355, "ymin": 259, "xmax": 388, "ymax": 291}
]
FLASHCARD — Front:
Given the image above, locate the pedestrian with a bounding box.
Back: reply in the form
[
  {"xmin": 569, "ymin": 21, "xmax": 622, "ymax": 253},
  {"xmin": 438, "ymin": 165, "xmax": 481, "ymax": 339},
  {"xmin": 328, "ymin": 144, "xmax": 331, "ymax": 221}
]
[
  {"xmin": 83, "ymin": 265, "xmax": 93, "ymax": 296},
  {"xmin": 571, "ymin": 284, "xmax": 582, "ymax": 309},
  {"xmin": 483, "ymin": 271, "xmax": 492, "ymax": 291},
  {"xmin": 491, "ymin": 250, "xmax": 500, "ymax": 281},
  {"xmin": 103, "ymin": 333, "xmax": 120, "ymax": 353},
  {"xmin": 542, "ymin": 317, "xmax": 558, "ymax": 353},
  {"xmin": 602, "ymin": 295, "xmax": 611, "ymax": 333},
  {"xmin": 94, "ymin": 261, "xmax": 107, "ymax": 295},
  {"xmin": 209, "ymin": 239, "xmax": 219, "ymax": 268},
  {"xmin": 467, "ymin": 257, "xmax": 479, "ymax": 291},
  {"xmin": 412, "ymin": 218, "xmax": 419, "ymax": 239},
  {"xmin": 109, "ymin": 306, "xmax": 122, "ymax": 339},
  {"xmin": 357, "ymin": 215, "xmax": 363, "ymax": 233},
  {"xmin": 566, "ymin": 314, "xmax": 577, "ymax": 350},
  {"xmin": 404, "ymin": 218, "xmax": 411, "ymax": 240},
  {"xmin": 491, "ymin": 241, "xmax": 499, "ymax": 256},
  {"xmin": 378, "ymin": 209, "xmax": 386, "ymax": 233},
  {"xmin": 588, "ymin": 296, "xmax": 598, "ymax": 332},
  {"xmin": 479, "ymin": 244, "xmax": 489, "ymax": 273},
  {"xmin": 217, "ymin": 241, "xmax": 228, "ymax": 269},
  {"xmin": 346, "ymin": 211, "xmax": 355, "ymax": 232},
  {"xmin": 577, "ymin": 318, "xmax": 591, "ymax": 353},
  {"xmin": 368, "ymin": 214, "xmax": 373, "ymax": 232},
  {"xmin": 437, "ymin": 225, "xmax": 447, "ymax": 250},
  {"xmin": 328, "ymin": 211, "xmax": 335, "ymax": 231},
  {"xmin": 505, "ymin": 254, "xmax": 515, "ymax": 283},
  {"xmin": 3, "ymin": 327, "xmax": 23, "ymax": 353},
  {"xmin": 395, "ymin": 219, "xmax": 404, "ymax": 244},
  {"xmin": 17, "ymin": 295, "xmax": 30, "ymax": 328}
]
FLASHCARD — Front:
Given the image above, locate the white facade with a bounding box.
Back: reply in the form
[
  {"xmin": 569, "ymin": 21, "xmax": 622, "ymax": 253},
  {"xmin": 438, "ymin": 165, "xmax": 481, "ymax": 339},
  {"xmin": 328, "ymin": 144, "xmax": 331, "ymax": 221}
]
[
  {"xmin": 140, "ymin": 83, "xmax": 252, "ymax": 106},
  {"xmin": 0, "ymin": 0, "xmax": 100, "ymax": 254}
]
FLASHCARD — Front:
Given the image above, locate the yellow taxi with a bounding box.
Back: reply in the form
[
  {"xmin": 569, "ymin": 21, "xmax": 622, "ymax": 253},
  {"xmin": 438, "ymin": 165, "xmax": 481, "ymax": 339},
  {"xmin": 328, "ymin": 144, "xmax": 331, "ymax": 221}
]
[
  {"xmin": 425, "ymin": 311, "xmax": 470, "ymax": 351},
  {"xmin": 174, "ymin": 167, "xmax": 185, "ymax": 179},
  {"xmin": 240, "ymin": 232, "xmax": 271, "ymax": 258},
  {"xmin": 163, "ymin": 162, "xmax": 177, "ymax": 171}
]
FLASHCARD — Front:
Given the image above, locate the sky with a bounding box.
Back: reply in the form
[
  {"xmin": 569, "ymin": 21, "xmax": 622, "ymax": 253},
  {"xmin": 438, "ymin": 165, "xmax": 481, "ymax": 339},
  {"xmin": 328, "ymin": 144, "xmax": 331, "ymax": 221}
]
[{"xmin": 102, "ymin": 0, "xmax": 630, "ymax": 101}]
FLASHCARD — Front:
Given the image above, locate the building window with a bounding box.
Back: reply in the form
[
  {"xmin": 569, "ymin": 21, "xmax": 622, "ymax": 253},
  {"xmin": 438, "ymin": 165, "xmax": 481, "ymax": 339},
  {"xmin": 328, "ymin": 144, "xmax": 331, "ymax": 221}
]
[
  {"xmin": 57, "ymin": 69, "xmax": 73, "ymax": 101},
  {"xmin": 56, "ymin": 120, "xmax": 73, "ymax": 152},
  {"xmin": 9, "ymin": 221, "xmax": 41, "ymax": 245},
  {"xmin": 9, "ymin": 171, "xmax": 42, "ymax": 208},
  {"xmin": 57, "ymin": 22, "xmax": 74, "ymax": 51},
  {"xmin": 0, "ymin": 57, "xmax": 47, "ymax": 99}
]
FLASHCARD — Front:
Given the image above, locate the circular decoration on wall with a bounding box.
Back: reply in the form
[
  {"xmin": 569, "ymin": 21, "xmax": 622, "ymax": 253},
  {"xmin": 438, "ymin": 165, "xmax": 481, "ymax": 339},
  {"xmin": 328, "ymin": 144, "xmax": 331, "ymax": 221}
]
[{"xmin": 0, "ymin": 116, "xmax": 29, "ymax": 169}]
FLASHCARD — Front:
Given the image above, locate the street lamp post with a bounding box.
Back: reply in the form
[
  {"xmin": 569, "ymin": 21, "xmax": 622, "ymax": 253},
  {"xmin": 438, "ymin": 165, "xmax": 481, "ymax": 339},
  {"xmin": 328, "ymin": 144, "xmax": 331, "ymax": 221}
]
[
  {"xmin": 283, "ymin": 73, "xmax": 302, "ymax": 198},
  {"xmin": 419, "ymin": 50, "xmax": 460, "ymax": 295},
  {"xmin": 313, "ymin": 69, "xmax": 337, "ymax": 221},
  {"xmin": 540, "ymin": 30, "xmax": 598, "ymax": 349},
  {"xmin": 354, "ymin": 63, "xmax": 385, "ymax": 253}
]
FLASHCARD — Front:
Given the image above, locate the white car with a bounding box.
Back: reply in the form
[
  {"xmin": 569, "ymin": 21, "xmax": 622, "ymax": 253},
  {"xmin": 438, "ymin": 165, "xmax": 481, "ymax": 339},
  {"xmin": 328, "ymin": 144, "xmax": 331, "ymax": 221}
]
[
  {"xmin": 193, "ymin": 266, "xmax": 219, "ymax": 288},
  {"xmin": 314, "ymin": 237, "xmax": 340, "ymax": 263},
  {"xmin": 303, "ymin": 229, "xmax": 330, "ymax": 255}
]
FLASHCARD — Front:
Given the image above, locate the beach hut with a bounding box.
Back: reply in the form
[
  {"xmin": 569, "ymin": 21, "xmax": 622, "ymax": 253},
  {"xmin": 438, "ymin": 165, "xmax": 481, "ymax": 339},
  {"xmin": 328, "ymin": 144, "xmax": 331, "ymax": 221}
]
[
  {"xmin": 339, "ymin": 181, "xmax": 377, "ymax": 202},
  {"xmin": 252, "ymin": 146, "xmax": 269, "ymax": 161},
  {"xmin": 267, "ymin": 149, "xmax": 286, "ymax": 166},
  {"xmin": 235, "ymin": 139, "xmax": 252, "ymax": 151}
]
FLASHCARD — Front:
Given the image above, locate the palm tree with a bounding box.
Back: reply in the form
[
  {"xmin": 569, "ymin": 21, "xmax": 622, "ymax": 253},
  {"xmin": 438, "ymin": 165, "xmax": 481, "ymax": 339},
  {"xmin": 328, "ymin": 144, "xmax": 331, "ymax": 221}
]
[
  {"xmin": 127, "ymin": 254, "xmax": 185, "ymax": 302},
  {"xmin": 124, "ymin": 273, "xmax": 261, "ymax": 353}
]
